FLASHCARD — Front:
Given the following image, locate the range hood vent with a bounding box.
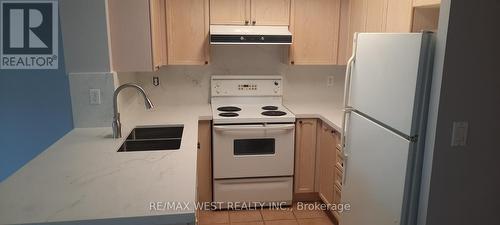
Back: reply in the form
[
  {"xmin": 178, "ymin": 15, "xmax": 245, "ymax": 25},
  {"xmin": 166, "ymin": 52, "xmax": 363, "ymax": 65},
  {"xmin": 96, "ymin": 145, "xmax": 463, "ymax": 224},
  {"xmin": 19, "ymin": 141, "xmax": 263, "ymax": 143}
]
[{"xmin": 210, "ymin": 25, "xmax": 292, "ymax": 45}]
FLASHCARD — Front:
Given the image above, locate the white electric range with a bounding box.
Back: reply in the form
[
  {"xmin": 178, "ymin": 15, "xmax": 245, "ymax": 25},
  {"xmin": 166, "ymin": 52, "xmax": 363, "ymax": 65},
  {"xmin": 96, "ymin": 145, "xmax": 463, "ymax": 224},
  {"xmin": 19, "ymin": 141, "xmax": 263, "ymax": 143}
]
[{"xmin": 211, "ymin": 75, "xmax": 296, "ymax": 208}]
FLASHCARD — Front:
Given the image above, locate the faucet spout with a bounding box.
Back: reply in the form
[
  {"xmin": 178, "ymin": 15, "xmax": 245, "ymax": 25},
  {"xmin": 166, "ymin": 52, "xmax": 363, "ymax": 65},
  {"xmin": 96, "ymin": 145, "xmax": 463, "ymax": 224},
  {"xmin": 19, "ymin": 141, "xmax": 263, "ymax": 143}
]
[{"xmin": 112, "ymin": 83, "xmax": 154, "ymax": 138}]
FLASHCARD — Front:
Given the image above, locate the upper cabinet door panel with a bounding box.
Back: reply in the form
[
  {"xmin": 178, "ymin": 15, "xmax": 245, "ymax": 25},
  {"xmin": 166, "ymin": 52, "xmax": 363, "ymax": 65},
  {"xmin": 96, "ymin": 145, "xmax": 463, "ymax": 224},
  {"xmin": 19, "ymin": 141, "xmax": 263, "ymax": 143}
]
[
  {"xmin": 166, "ymin": 0, "xmax": 209, "ymax": 65},
  {"xmin": 108, "ymin": 0, "xmax": 154, "ymax": 72},
  {"xmin": 251, "ymin": 0, "xmax": 290, "ymax": 26},
  {"xmin": 210, "ymin": 0, "xmax": 249, "ymax": 25},
  {"xmin": 385, "ymin": 0, "xmax": 412, "ymax": 32},
  {"xmin": 365, "ymin": 0, "xmax": 387, "ymax": 32},
  {"xmin": 290, "ymin": 0, "xmax": 341, "ymax": 65}
]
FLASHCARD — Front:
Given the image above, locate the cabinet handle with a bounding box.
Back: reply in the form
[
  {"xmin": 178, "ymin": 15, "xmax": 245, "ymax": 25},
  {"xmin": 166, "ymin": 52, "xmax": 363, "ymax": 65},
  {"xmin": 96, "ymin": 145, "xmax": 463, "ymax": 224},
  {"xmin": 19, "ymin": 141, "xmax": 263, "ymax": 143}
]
[
  {"xmin": 204, "ymin": 61, "xmax": 208, "ymax": 65},
  {"xmin": 291, "ymin": 61, "xmax": 295, "ymax": 65},
  {"xmin": 252, "ymin": 21, "xmax": 256, "ymax": 25},
  {"xmin": 245, "ymin": 20, "xmax": 249, "ymax": 25}
]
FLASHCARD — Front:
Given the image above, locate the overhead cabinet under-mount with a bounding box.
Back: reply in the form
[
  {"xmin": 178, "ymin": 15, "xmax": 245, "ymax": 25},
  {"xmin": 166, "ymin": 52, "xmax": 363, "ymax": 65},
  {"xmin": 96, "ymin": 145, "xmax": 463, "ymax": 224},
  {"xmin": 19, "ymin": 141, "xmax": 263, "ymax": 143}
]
[{"xmin": 210, "ymin": 0, "xmax": 291, "ymax": 26}]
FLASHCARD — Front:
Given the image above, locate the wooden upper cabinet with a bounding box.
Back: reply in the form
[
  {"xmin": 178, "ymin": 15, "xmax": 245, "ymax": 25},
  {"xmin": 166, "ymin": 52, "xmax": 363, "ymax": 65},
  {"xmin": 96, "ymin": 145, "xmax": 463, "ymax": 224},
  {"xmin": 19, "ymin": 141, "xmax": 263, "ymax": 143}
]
[
  {"xmin": 166, "ymin": 0, "xmax": 209, "ymax": 65},
  {"xmin": 294, "ymin": 119, "xmax": 318, "ymax": 194},
  {"xmin": 108, "ymin": 0, "xmax": 166, "ymax": 72},
  {"xmin": 210, "ymin": 0, "xmax": 249, "ymax": 25},
  {"xmin": 385, "ymin": 0, "xmax": 413, "ymax": 32},
  {"xmin": 413, "ymin": 0, "xmax": 440, "ymax": 7},
  {"xmin": 337, "ymin": 0, "xmax": 350, "ymax": 65},
  {"xmin": 251, "ymin": 0, "xmax": 291, "ymax": 26},
  {"xmin": 412, "ymin": 6, "xmax": 440, "ymax": 32},
  {"xmin": 365, "ymin": 0, "xmax": 387, "ymax": 32},
  {"xmin": 341, "ymin": 0, "xmax": 414, "ymax": 65},
  {"xmin": 210, "ymin": 0, "xmax": 290, "ymax": 26},
  {"xmin": 290, "ymin": 0, "xmax": 341, "ymax": 65},
  {"xmin": 150, "ymin": 0, "xmax": 167, "ymax": 68}
]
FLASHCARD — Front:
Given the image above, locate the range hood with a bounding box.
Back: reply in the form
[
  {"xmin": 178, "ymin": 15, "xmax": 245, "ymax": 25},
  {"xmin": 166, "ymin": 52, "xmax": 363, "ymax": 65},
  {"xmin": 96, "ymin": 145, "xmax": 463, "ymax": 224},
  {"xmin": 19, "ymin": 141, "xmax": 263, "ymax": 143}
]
[{"xmin": 210, "ymin": 25, "xmax": 292, "ymax": 45}]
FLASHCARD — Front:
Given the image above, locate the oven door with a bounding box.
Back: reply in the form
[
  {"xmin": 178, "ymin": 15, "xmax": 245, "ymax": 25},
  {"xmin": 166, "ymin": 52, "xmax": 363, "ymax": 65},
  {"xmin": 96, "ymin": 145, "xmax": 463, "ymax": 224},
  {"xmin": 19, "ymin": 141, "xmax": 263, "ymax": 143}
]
[{"xmin": 213, "ymin": 123, "xmax": 295, "ymax": 179}]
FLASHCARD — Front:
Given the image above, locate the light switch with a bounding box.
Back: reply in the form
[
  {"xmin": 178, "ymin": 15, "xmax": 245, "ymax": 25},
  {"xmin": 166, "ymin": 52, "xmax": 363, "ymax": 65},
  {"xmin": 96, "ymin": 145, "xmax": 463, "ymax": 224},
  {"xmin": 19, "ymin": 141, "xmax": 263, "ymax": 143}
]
[
  {"xmin": 451, "ymin": 121, "xmax": 468, "ymax": 147},
  {"xmin": 89, "ymin": 89, "xmax": 101, "ymax": 105}
]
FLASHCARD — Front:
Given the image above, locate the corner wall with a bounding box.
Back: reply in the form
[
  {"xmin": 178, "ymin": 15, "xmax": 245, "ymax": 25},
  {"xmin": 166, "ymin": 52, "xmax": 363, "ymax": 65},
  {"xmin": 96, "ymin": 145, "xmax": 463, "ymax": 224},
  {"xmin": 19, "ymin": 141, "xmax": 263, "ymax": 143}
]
[
  {"xmin": 0, "ymin": 20, "xmax": 74, "ymax": 181},
  {"xmin": 421, "ymin": 0, "xmax": 500, "ymax": 224}
]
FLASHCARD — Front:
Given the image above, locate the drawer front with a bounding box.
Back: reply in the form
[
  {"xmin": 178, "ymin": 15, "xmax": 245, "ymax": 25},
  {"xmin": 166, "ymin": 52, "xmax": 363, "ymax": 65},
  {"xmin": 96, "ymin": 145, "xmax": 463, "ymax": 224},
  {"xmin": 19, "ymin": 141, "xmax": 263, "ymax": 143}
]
[
  {"xmin": 335, "ymin": 165, "xmax": 343, "ymax": 187},
  {"xmin": 336, "ymin": 148, "xmax": 343, "ymax": 168},
  {"xmin": 214, "ymin": 177, "xmax": 293, "ymax": 208},
  {"xmin": 333, "ymin": 184, "xmax": 342, "ymax": 204}
]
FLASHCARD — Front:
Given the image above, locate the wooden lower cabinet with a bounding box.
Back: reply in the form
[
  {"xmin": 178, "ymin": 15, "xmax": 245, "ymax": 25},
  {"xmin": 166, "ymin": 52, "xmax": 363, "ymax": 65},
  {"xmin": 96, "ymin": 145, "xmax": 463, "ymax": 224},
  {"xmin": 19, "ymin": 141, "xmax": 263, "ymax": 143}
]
[
  {"xmin": 317, "ymin": 121, "xmax": 337, "ymax": 204},
  {"xmin": 197, "ymin": 120, "xmax": 212, "ymax": 204},
  {"xmin": 294, "ymin": 118, "xmax": 342, "ymax": 211},
  {"xmin": 294, "ymin": 119, "xmax": 318, "ymax": 195}
]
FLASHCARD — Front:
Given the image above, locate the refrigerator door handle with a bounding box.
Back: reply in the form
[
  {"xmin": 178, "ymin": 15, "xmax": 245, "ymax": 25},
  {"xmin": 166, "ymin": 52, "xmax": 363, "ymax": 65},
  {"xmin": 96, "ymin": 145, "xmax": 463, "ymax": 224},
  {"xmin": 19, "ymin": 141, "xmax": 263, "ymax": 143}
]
[
  {"xmin": 341, "ymin": 107, "xmax": 353, "ymax": 185},
  {"xmin": 341, "ymin": 33, "xmax": 358, "ymax": 187},
  {"xmin": 342, "ymin": 32, "xmax": 358, "ymax": 111}
]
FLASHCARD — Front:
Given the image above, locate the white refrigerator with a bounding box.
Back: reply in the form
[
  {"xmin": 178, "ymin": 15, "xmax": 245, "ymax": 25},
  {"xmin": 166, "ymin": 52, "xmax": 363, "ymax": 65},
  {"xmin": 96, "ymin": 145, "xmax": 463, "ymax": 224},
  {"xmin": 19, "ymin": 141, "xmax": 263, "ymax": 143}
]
[{"xmin": 340, "ymin": 32, "xmax": 434, "ymax": 225}]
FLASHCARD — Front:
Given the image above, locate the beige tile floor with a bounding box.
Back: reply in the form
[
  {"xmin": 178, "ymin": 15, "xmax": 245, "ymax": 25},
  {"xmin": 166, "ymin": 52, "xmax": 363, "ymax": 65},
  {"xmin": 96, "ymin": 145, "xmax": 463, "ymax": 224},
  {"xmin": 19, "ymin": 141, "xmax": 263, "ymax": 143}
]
[{"xmin": 198, "ymin": 203, "xmax": 336, "ymax": 225}]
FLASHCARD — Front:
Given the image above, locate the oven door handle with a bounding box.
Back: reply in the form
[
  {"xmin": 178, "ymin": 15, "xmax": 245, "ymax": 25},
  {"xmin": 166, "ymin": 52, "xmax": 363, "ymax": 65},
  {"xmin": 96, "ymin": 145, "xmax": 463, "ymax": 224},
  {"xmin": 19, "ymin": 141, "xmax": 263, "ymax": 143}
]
[{"xmin": 213, "ymin": 124, "xmax": 295, "ymax": 132}]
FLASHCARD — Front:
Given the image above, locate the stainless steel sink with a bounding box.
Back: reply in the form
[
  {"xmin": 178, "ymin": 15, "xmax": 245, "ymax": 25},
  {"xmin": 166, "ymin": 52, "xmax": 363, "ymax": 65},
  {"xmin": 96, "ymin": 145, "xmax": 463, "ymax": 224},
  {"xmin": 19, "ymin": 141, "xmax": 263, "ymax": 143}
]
[{"xmin": 118, "ymin": 125, "xmax": 183, "ymax": 152}]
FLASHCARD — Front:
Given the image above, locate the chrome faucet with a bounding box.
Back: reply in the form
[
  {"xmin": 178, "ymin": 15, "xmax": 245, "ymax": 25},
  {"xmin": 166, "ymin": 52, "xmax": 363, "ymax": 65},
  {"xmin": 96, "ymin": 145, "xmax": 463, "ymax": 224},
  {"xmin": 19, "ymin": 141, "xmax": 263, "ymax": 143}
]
[{"xmin": 112, "ymin": 83, "xmax": 154, "ymax": 138}]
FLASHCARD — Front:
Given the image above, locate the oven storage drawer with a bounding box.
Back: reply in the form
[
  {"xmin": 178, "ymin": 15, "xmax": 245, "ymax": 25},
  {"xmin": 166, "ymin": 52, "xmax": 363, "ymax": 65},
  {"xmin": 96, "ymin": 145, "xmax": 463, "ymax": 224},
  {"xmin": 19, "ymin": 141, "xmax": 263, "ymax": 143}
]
[{"xmin": 213, "ymin": 177, "xmax": 293, "ymax": 208}]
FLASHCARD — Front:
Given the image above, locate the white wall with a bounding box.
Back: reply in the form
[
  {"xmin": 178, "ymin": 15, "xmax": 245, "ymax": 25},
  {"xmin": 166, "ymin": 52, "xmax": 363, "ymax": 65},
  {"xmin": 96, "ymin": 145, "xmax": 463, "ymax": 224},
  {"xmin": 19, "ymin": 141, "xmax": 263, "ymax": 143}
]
[
  {"xmin": 60, "ymin": 0, "xmax": 121, "ymax": 127},
  {"xmin": 421, "ymin": 0, "xmax": 500, "ymax": 224},
  {"xmin": 60, "ymin": 0, "xmax": 112, "ymax": 73}
]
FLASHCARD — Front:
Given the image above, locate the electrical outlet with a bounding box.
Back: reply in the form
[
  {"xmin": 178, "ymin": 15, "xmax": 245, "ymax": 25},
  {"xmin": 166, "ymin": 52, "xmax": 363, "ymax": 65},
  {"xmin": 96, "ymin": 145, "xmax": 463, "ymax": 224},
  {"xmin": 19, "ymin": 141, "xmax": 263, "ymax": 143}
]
[
  {"xmin": 153, "ymin": 76, "xmax": 160, "ymax": 86},
  {"xmin": 89, "ymin": 89, "xmax": 101, "ymax": 105},
  {"xmin": 327, "ymin": 76, "xmax": 335, "ymax": 87},
  {"xmin": 451, "ymin": 121, "xmax": 468, "ymax": 147}
]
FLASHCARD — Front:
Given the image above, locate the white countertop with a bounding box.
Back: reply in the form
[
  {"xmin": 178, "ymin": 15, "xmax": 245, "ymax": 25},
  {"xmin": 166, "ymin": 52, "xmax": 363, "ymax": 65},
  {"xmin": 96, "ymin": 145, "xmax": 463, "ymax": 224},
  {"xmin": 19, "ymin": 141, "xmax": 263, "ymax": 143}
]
[
  {"xmin": 0, "ymin": 100, "xmax": 343, "ymax": 225},
  {"xmin": 284, "ymin": 101, "xmax": 344, "ymax": 132},
  {"xmin": 0, "ymin": 104, "xmax": 212, "ymax": 225}
]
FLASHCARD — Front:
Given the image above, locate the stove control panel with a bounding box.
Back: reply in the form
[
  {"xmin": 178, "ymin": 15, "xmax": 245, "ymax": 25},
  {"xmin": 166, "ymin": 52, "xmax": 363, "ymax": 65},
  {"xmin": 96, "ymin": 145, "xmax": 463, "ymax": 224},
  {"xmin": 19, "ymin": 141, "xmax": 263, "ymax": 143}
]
[{"xmin": 211, "ymin": 76, "xmax": 283, "ymax": 97}]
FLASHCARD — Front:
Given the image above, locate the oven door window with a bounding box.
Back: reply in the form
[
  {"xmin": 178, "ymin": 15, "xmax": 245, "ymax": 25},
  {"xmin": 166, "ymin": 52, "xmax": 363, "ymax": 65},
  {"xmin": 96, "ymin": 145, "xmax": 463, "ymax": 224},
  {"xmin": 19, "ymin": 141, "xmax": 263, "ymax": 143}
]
[{"xmin": 234, "ymin": 138, "xmax": 275, "ymax": 155}]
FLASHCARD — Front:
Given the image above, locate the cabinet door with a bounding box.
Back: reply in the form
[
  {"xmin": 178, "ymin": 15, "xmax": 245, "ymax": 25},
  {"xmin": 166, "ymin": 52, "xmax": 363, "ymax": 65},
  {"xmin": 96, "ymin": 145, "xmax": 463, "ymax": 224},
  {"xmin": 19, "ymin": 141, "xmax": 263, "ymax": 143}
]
[
  {"xmin": 150, "ymin": 0, "xmax": 167, "ymax": 68},
  {"xmin": 385, "ymin": 0, "xmax": 412, "ymax": 32},
  {"xmin": 365, "ymin": 0, "xmax": 387, "ymax": 32},
  {"xmin": 337, "ymin": 0, "xmax": 351, "ymax": 65},
  {"xmin": 294, "ymin": 119, "xmax": 318, "ymax": 194},
  {"xmin": 317, "ymin": 123, "xmax": 337, "ymax": 204},
  {"xmin": 197, "ymin": 121, "xmax": 212, "ymax": 203},
  {"xmin": 251, "ymin": 0, "xmax": 290, "ymax": 26},
  {"xmin": 109, "ymin": 0, "xmax": 158, "ymax": 72},
  {"xmin": 345, "ymin": 0, "xmax": 366, "ymax": 65},
  {"xmin": 210, "ymin": 0, "xmax": 249, "ymax": 25},
  {"xmin": 290, "ymin": 0, "xmax": 341, "ymax": 65},
  {"xmin": 166, "ymin": 0, "xmax": 209, "ymax": 65}
]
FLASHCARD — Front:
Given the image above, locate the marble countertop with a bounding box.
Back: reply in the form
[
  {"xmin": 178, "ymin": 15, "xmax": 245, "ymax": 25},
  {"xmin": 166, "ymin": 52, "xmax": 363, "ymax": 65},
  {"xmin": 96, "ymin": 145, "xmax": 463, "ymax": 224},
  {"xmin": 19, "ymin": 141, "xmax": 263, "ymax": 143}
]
[
  {"xmin": 284, "ymin": 101, "xmax": 344, "ymax": 132},
  {"xmin": 0, "ymin": 100, "xmax": 344, "ymax": 225},
  {"xmin": 0, "ymin": 104, "xmax": 212, "ymax": 225}
]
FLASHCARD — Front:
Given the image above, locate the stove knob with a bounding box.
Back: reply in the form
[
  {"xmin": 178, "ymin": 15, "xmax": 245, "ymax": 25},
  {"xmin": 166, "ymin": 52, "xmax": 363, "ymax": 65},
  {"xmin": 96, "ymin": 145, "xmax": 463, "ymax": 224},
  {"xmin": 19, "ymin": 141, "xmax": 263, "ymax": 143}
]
[{"xmin": 274, "ymin": 81, "xmax": 279, "ymax": 86}]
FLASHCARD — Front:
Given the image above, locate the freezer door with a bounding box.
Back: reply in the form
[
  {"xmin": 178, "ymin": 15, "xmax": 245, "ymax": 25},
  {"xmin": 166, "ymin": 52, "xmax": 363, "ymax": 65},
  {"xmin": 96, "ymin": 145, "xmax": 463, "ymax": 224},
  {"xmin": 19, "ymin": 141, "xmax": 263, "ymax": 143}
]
[
  {"xmin": 341, "ymin": 112, "xmax": 411, "ymax": 225},
  {"xmin": 349, "ymin": 33, "xmax": 424, "ymax": 136}
]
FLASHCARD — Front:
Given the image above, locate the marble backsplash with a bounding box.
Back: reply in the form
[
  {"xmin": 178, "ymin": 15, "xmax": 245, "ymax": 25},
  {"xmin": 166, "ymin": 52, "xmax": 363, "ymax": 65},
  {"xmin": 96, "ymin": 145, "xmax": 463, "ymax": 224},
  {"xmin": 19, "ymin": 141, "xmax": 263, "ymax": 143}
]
[
  {"xmin": 71, "ymin": 45, "xmax": 346, "ymax": 127},
  {"xmin": 123, "ymin": 45, "xmax": 346, "ymax": 107}
]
